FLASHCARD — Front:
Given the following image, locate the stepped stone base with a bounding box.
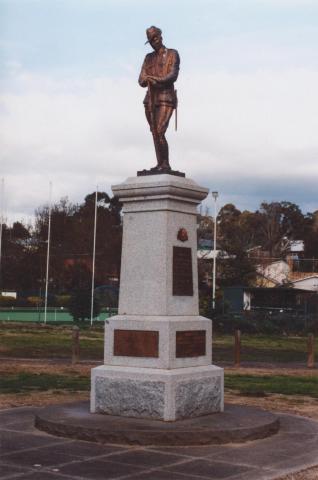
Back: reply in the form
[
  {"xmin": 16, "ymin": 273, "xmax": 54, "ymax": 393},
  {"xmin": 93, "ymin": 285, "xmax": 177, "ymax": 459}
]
[
  {"xmin": 35, "ymin": 401, "xmax": 280, "ymax": 446},
  {"xmin": 90, "ymin": 174, "xmax": 224, "ymax": 423},
  {"xmin": 91, "ymin": 365, "xmax": 224, "ymax": 421}
]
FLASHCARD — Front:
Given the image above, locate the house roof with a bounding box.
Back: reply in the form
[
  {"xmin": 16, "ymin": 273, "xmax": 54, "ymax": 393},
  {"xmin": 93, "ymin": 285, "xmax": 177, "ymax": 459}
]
[{"xmin": 291, "ymin": 275, "xmax": 318, "ymax": 283}]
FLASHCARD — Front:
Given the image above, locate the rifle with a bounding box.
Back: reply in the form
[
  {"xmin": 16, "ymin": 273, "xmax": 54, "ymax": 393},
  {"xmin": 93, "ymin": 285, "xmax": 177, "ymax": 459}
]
[
  {"xmin": 148, "ymin": 81, "xmax": 156, "ymax": 134},
  {"xmin": 148, "ymin": 81, "xmax": 160, "ymax": 163},
  {"xmin": 175, "ymin": 89, "xmax": 178, "ymax": 131}
]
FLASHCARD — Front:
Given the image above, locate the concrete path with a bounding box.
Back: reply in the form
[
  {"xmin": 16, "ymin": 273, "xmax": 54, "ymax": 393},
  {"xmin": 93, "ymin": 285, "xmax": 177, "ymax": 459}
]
[{"xmin": 1, "ymin": 406, "xmax": 318, "ymax": 480}]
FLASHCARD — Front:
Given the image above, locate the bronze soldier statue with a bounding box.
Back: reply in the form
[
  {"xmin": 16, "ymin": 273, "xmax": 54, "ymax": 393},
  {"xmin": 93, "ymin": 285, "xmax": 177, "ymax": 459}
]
[{"xmin": 139, "ymin": 26, "xmax": 180, "ymax": 173}]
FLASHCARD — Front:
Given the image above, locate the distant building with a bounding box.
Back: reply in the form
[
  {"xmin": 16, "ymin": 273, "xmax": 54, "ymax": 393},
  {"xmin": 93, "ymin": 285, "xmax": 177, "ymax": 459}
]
[
  {"xmin": 290, "ymin": 275, "xmax": 318, "ymax": 292},
  {"xmin": 223, "ymin": 286, "xmax": 317, "ymax": 314},
  {"xmin": 198, "ymin": 238, "xmax": 213, "ymax": 250},
  {"xmin": 256, "ymin": 260, "xmax": 289, "ymax": 286},
  {"xmin": 255, "ymin": 239, "xmax": 318, "ymax": 289},
  {"xmin": 289, "ymin": 240, "xmax": 305, "ymax": 253},
  {"xmin": 0, "ymin": 291, "xmax": 17, "ymax": 298}
]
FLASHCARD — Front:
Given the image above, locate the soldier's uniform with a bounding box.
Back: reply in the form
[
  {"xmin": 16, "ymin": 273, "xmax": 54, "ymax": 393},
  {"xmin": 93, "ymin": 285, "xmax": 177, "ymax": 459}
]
[{"xmin": 139, "ymin": 28, "xmax": 180, "ymax": 170}]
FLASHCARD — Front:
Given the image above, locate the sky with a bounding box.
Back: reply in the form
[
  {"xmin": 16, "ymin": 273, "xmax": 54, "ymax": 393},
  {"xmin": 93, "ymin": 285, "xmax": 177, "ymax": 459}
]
[{"xmin": 1, "ymin": 0, "xmax": 318, "ymax": 223}]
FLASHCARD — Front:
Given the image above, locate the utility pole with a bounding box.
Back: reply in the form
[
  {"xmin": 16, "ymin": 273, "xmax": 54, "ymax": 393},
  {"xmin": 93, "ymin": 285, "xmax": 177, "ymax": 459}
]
[
  {"xmin": 44, "ymin": 182, "xmax": 52, "ymax": 324},
  {"xmin": 212, "ymin": 191, "xmax": 218, "ymax": 310},
  {"xmin": 0, "ymin": 178, "xmax": 4, "ymax": 293},
  {"xmin": 90, "ymin": 187, "xmax": 98, "ymax": 327}
]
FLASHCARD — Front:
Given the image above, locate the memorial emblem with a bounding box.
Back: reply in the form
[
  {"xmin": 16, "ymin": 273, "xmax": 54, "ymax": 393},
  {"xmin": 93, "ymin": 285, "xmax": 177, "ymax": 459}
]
[{"xmin": 177, "ymin": 228, "xmax": 188, "ymax": 242}]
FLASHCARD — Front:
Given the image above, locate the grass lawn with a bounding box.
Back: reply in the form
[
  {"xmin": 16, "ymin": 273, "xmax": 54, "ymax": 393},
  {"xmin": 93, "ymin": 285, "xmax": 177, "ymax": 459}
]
[
  {"xmin": 1, "ymin": 369, "xmax": 317, "ymax": 400},
  {"xmin": 225, "ymin": 373, "xmax": 318, "ymax": 398},
  {"xmin": 213, "ymin": 333, "xmax": 318, "ymax": 363},
  {"xmin": 0, "ymin": 323, "xmax": 104, "ymax": 359},
  {"xmin": 0, "ymin": 372, "xmax": 90, "ymax": 394},
  {"xmin": 0, "ymin": 322, "xmax": 317, "ymax": 364}
]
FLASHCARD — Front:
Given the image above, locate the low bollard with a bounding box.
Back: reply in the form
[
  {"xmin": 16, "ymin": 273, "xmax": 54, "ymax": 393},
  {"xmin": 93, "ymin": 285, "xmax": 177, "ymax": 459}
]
[
  {"xmin": 307, "ymin": 333, "xmax": 315, "ymax": 369},
  {"xmin": 234, "ymin": 329, "xmax": 241, "ymax": 368},
  {"xmin": 72, "ymin": 325, "xmax": 80, "ymax": 365}
]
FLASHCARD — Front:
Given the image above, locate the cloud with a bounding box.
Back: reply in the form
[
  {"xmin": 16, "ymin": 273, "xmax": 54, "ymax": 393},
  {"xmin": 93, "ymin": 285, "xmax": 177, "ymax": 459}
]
[
  {"xmin": 251, "ymin": 0, "xmax": 317, "ymax": 6},
  {"xmin": 1, "ymin": 64, "xmax": 318, "ymax": 222}
]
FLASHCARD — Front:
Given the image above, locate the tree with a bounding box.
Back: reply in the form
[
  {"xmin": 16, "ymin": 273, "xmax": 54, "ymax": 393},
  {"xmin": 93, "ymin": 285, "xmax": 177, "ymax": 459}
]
[
  {"xmin": 0, "ymin": 221, "xmax": 33, "ymax": 292},
  {"xmin": 257, "ymin": 202, "xmax": 305, "ymax": 257},
  {"xmin": 69, "ymin": 289, "xmax": 101, "ymax": 323},
  {"xmin": 218, "ymin": 254, "xmax": 256, "ymax": 287},
  {"xmin": 33, "ymin": 192, "xmax": 122, "ymax": 295},
  {"xmin": 303, "ymin": 211, "xmax": 318, "ymax": 258},
  {"xmin": 216, "ymin": 204, "xmax": 257, "ymax": 286}
]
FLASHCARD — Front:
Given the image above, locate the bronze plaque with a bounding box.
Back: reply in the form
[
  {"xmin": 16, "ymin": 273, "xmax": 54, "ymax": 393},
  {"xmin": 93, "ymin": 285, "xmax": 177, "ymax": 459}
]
[
  {"xmin": 176, "ymin": 330, "xmax": 206, "ymax": 358},
  {"xmin": 173, "ymin": 246, "xmax": 193, "ymax": 296},
  {"xmin": 114, "ymin": 329, "xmax": 159, "ymax": 358}
]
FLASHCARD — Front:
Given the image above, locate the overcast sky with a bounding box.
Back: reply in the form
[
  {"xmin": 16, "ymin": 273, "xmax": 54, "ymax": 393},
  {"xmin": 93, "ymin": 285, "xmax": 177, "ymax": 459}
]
[{"xmin": 1, "ymin": 0, "xmax": 318, "ymax": 223}]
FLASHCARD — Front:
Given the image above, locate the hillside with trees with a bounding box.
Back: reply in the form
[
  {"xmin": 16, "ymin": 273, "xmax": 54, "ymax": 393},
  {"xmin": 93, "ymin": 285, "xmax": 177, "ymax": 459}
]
[
  {"xmin": 0, "ymin": 196, "xmax": 317, "ymax": 307},
  {"xmin": 0, "ymin": 192, "xmax": 122, "ymax": 304},
  {"xmin": 198, "ymin": 201, "xmax": 318, "ymax": 289}
]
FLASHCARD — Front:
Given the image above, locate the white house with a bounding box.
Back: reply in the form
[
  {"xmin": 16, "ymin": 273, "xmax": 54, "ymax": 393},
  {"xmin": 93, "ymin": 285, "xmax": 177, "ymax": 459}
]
[
  {"xmin": 256, "ymin": 260, "xmax": 290, "ymax": 286},
  {"xmin": 290, "ymin": 275, "xmax": 318, "ymax": 292}
]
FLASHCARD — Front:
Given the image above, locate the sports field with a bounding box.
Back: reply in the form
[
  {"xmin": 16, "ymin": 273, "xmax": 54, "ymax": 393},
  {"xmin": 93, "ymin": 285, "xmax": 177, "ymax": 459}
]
[{"xmin": 0, "ymin": 307, "xmax": 117, "ymax": 323}]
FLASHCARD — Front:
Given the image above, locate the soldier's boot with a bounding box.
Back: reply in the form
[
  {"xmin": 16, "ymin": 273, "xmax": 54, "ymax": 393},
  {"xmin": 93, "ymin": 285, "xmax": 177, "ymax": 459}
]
[{"xmin": 157, "ymin": 136, "xmax": 171, "ymax": 170}]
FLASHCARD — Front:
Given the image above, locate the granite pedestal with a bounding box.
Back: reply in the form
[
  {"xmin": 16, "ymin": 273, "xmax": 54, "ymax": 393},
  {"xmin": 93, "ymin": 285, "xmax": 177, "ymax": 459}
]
[{"xmin": 91, "ymin": 174, "xmax": 224, "ymax": 421}]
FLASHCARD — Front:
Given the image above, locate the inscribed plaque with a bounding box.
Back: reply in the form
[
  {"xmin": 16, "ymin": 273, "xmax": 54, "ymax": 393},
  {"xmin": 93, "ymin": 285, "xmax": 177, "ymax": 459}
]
[
  {"xmin": 114, "ymin": 329, "xmax": 159, "ymax": 357},
  {"xmin": 173, "ymin": 246, "xmax": 193, "ymax": 296},
  {"xmin": 176, "ymin": 330, "xmax": 206, "ymax": 358}
]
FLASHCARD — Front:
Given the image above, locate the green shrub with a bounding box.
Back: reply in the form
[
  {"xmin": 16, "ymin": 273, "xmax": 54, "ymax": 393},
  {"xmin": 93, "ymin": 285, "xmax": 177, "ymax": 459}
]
[
  {"xmin": 0, "ymin": 296, "xmax": 16, "ymax": 307},
  {"xmin": 26, "ymin": 296, "xmax": 43, "ymax": 307},
  {"xmin": 199, "ymin": 296, "xmax": 212, "ymax": 318},
  {"xmin": 55, "ymin": 295, "xmax": 71, "ymax": 307},
  {"xmin": 69, "ymin": 289, "xmax": 101, "ymax": 323},
  {"xmin": 15, "ymin": 297, "xmax": 31, "ymax": 307}
]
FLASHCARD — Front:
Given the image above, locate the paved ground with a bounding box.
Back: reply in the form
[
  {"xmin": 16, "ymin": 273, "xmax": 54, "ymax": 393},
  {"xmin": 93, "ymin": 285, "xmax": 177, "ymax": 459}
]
[{"xmin": 1, "ymin": 406, "xmax": 318, "ymax": 480}]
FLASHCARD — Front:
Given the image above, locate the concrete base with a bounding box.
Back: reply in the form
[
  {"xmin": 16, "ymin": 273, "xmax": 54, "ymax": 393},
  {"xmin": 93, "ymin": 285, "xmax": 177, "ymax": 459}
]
[
  {"xmin": 35, "ymin": 401, "xmax": 280, "ymax": 446},
  {"xmin": 91, "ymin": 364, "xmax": 224, "ymax": 421}
]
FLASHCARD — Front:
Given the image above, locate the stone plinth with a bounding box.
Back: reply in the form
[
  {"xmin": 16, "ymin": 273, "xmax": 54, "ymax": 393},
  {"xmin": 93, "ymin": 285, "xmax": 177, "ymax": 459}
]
[
  {"xmin": 91, "ymin": 365, "xmax": 223, "ymax": 421},
  {"xmin": 113, "ymin": 174, "xmax": 207, "ymax": 316},
  {"xmin": 91, "ymin": 174, "xmax": 224, "ymax": 421}
]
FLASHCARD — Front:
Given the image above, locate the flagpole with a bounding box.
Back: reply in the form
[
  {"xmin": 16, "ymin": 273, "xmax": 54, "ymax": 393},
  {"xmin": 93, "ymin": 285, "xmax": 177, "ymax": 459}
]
[
  {"xmin": 44, "ymin": 182, "xmax": 52, "ymax": 324},
  {"xmin": 0, "ymin": 178, "xmax": 4, "ymax": 292},
  {"xmin": 90, "ymin": 187, "xmax": 98, "ymax": 326}
]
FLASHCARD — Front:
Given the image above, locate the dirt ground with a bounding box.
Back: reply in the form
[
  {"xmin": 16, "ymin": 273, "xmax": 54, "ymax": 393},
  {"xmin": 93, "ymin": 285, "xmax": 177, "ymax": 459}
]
[
  {"xmin": 0, "ymin": 358, "xmax": 93, "ymax": 378},
  {"xmin": 227, "ymin": 367, "xmax": 318, "ymax": 479},
  {"xmin": 278, "ymin": 468, "xmax": 318, "ymax": 480},
  {"xmin": 1, "ymin": 359, "xmax": 318, "ymax": 480}
]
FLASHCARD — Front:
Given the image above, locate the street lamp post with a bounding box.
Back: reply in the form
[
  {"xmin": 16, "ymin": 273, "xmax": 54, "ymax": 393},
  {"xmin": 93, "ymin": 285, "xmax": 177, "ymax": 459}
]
[
  {"xmin": 212, "ymin": 191, "xmax": 219, "ymax": 310},
  {"xmin": 0, "ymin": 178, "xmax": 4, "ymax": 293},
  {"xmin": 90, "ymin": 187, "xmax": 98, "ymax": 327},
  {"xmin": 44, "ymin": 182, "xmax": 52, "ymax": 325}
]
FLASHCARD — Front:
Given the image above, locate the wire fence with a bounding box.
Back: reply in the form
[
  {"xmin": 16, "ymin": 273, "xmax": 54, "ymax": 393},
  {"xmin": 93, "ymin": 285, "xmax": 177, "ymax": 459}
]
[{"xmin": 0, "ymin": 307, "xmax": 118, "ymax": 323}]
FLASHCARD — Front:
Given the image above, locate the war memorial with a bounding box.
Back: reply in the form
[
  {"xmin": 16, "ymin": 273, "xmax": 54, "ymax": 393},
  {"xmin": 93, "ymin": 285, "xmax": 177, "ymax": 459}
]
[
  {"xmin": 32, "ymin": 27, "xmax": 288, "ymax": 449},
  {"xmin": 1, "ymin": 24, "xmax": 311, "ymax": 480},
  {"xmin": 0, "ymin": 25, "xmax": 317, "ymax": 480},
  {"xmin": 90, "ymin": 27, "xmax": 224, "ymax": 421}
]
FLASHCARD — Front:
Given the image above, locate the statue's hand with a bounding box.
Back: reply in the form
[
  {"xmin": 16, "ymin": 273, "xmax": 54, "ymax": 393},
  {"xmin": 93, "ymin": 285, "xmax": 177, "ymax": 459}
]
[{"xmin": 147, "ymin": 75, "xmax": 159, "ymax": 85}]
